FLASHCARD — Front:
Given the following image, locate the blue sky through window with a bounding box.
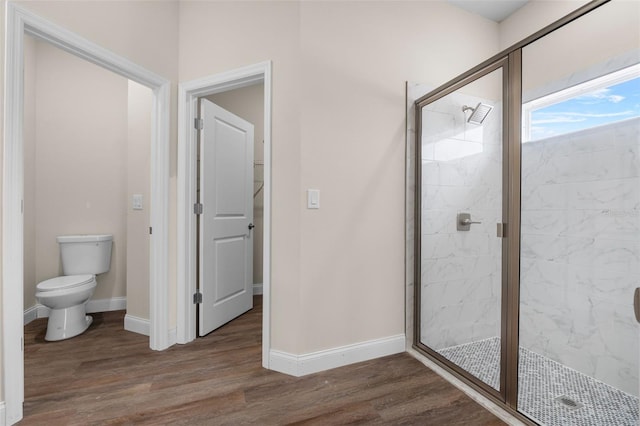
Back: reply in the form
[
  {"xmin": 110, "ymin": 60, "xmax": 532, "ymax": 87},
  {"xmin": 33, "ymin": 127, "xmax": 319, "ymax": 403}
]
[{"xmin": 529, "ymin": 76, "xmax": 640, "ymax": 141}]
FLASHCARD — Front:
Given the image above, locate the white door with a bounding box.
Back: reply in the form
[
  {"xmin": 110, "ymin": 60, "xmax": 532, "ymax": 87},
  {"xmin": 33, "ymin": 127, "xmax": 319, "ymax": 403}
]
[{"xmin": 199, "ymin": 98, "xmax": 254, "ymax": 336}]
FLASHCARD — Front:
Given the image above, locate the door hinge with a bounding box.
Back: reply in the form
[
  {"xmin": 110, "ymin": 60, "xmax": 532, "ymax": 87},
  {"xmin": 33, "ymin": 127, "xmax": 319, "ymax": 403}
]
[
  {"xmin": 194, "ymin": 118, "xmax": 203, "ymax": 130},
  {"xmin": 149, "ymin": 227, "xmax": 153, "ymax": 235},
  {"xmin": 193, "ymin": 291, "xmax": 202, "ymax": 304},
  {"xmin": 194, "ymin": 203, "xmax": 203, "ymax": 215},
  {"xmin": 496, "ymin": 223, "xmax": 507, "ymax": 238}
]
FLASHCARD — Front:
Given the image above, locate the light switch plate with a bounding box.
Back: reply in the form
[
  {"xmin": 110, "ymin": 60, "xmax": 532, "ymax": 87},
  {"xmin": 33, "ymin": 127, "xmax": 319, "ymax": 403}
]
[
  {"xmin": 132, "ymin": 194, "xmax": 143, "ymax": 210},
  {"xmin": 307, "ymin": 189, "xmax": 320, "ymax": 209}
]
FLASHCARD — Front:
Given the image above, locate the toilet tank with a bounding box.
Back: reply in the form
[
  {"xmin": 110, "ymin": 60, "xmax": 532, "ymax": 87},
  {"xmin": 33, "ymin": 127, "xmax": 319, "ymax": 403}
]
[{"xmin": 57, "ymin": 234, "xmax": 113, "ymax": 275}]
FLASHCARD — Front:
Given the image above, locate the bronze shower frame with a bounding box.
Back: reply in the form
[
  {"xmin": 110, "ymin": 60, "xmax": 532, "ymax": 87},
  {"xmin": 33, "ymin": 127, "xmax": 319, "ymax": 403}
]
[{"xmin": 412, "ymin": 1, "xmax": 610, "ymax": 423}]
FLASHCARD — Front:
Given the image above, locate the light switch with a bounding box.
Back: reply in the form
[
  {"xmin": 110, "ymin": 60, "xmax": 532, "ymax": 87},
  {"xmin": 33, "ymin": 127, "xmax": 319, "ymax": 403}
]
[
  {"xmin": 307, "ymin": 189, "xmax": 320, "ymax": 209},
  {"xmin": 132, "ymin": 194, "xmax": 144, "ymax": 210}
]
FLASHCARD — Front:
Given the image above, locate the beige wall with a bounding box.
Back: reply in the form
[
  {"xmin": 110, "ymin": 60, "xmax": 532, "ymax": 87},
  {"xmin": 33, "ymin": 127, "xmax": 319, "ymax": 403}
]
[
  {"xmin": 23, "ymin": 38, "xmax": 155, "ymax": 322},
  {"xmin": 519, "ymin": 1, "xmax": 640, "ymax": 97},
  {"xmin": 179, "ymin": 0, "xmax": 500, "ymax": 354},
  {"xmin": 3, "ymin": 0, "xmax": 620, "ymax": 406},
  {"xmin": 180, "ymin": 0, "xmax": 304, "ymax": 352},
  {"xmin": 1, "ymin": 1, "xmax": 179, "ymax": 402},
  {"xmin": 206, "ymin": 84, "xmax": 265, "ymax": 285},
  {"xmin": 498, "ymin": 0, "xmax": 590, "ymax": 50},
  {"xmin": 11, "ymin": 0, "xmax": 181, "ymax": 328},
  {"xmin": 126, "ymin": 81, "xmax": 153, "ymax": 319},
  {"xmin": 23, "ymin": 35, "xmax": 37, "ymax": 309},
  {"xmin": 23, "ymin": 38, "xmax": 129, "ymax": 305}
]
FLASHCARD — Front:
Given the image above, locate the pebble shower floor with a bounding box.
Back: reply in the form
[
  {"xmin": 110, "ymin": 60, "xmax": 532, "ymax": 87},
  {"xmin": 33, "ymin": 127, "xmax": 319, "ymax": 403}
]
[{"xmin": 437, "ymin": 337, "xmax": 639, "ymax": 426}]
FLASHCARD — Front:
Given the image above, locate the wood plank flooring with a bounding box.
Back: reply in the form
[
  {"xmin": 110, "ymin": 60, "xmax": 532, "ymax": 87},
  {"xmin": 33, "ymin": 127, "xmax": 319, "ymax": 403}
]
[{"xmin": 22, "ymin": 296, "xmax": 505, "ymax": 425}]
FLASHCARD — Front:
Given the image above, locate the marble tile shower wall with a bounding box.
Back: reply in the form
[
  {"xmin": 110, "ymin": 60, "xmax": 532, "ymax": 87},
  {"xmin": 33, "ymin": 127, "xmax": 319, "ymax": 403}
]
[
  {"xmin": 520, "ymin": 117, "xmax": 640, "ymax": 397},
  {"xmin": 420, "ymin": 93, "xmax": 503, "ymax": 350}
]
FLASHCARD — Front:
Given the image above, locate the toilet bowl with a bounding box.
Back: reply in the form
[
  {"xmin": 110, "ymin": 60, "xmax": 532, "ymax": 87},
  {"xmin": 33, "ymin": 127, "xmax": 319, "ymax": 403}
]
[
  {"xmin": 36, "ymin": 275, "xmax": 97, "ymax": 341},
  {"xmin": 36, "ymin": 234, "xmax": 113, "ymax": 341}
]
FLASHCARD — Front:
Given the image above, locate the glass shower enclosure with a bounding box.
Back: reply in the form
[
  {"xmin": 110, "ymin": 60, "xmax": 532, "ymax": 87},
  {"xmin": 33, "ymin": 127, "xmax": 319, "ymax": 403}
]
[{"xmin": 413, "ymin": 1, "xmax": 639, "ymax": 425}]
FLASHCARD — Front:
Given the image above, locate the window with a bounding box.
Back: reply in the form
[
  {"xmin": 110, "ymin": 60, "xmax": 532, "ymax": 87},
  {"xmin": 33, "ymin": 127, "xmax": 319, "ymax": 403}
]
[{"xmin": 523, "ymin": 64, "xmax": 640, "ymax": 142}]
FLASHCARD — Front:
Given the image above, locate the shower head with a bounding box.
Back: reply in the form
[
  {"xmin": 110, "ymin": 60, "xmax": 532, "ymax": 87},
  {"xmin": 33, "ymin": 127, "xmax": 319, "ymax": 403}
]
[{"xmin": 462, "ymin": 102, "xmax": 493, "ymax": 125}]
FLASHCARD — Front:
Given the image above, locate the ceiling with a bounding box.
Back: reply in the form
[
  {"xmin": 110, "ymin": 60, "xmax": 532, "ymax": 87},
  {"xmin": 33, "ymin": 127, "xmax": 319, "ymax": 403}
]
[{"xmin": 446, "ymin": 0, "xmax": 530, "ymax": 22}]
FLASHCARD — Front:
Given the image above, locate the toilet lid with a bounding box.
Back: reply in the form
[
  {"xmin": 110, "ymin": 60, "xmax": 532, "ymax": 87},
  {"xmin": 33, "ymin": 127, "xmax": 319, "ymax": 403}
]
[{"xmin": 37, "ymin": 274, "xmax": 95, "ymax": 291}]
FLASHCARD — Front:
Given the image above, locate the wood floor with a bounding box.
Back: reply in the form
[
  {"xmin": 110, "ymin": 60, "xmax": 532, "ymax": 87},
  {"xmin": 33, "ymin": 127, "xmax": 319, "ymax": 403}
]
[{"xmin": 22, "ymin": 296, "xmax": 505, "ymax": 425}]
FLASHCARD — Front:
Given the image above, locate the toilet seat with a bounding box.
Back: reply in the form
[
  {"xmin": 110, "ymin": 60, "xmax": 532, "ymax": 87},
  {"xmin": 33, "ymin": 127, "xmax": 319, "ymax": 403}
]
[{"xmin": 36, "ymin": 274, "xmax": 95, "ymax": 292}]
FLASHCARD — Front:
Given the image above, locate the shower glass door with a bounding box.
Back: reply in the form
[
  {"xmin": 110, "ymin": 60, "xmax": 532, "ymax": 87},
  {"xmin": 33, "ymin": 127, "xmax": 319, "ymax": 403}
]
[
  {"xmin": 416, "ymin": 63, "xmax": 506, "ymax": 396},
  {"xmin": 518, "ymin": 2, "xmax": 640, "ymax": 424}
]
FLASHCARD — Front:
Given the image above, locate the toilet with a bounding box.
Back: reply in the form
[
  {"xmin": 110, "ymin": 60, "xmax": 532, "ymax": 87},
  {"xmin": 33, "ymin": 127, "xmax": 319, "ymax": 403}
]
[{"xmin": 35, "ymin": 234, "xmax": 113, "ymax": 341}]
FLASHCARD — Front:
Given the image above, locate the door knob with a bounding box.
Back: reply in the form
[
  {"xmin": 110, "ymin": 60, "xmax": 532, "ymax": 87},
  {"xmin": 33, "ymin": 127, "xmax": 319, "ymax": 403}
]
[{"xmin": 248, "ymin": 223, "xmax": 255, "ymax": 230}]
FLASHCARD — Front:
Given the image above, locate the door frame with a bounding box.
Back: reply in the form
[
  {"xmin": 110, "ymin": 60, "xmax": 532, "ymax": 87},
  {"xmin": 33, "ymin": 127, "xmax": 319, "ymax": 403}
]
[
  {"xmin": 177, "ymin": 62, "xmax": 272, "ymax": 368},
  {"xmin": 2, "ymin": 3, "xmax": 171, "ymax": 424}
]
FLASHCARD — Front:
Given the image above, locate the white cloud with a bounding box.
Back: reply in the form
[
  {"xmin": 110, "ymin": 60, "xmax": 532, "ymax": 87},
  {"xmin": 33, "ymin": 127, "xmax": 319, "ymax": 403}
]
[{"xmin": 576, "ymin": 88, "xmax": 625, "ymax": 103}]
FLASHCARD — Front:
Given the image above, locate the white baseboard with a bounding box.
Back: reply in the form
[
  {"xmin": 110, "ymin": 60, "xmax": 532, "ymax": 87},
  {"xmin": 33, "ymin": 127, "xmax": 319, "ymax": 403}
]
[
  {"xmin": 270, "ymin": 334, "xmax": 406, "ymax": 377},
  {"xmin": 87, "ymin": 297, "xmax": 126, "ymax": 313},
  {"xmin": 0, "ymin": 400, "xmax": 6, "ymax": 426},
  {"xmin": 124, "ymin": 314, "xmax": 149, "ymax": 336},
  {"xmin": 124, "ymin": 315, "xmax": 176, "ymax": 344},
  {"xmin": 23, "ymin": 297, "xmax": 127, "ymax": 325},
  {"xmin": 23, "ymin": 305, "xmax": 38, "ymax": 325},
  {"xmin": 253, "ymin": 283, "xmax": 263, "ymax": 295}
]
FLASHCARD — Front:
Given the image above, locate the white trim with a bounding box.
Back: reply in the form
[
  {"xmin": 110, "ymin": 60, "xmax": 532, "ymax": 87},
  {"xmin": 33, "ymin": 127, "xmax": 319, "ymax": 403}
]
[
  {"xmin": 87, "ymin": 297, "xmax": 127, "ymax": 313},
  {"xmin": 23, "ymin": 306, "xmax": 38, "ymax": 325},
  {"xmin": 125, "ymin": 314, "xmax": 150, "ymax": 336},
  {"xmin": 2, "ymin": 4, "xmax": 171, "ymax": 424},
  {"xmin": 269, "ymin": 334, "xmax": 406, "ymax": 377},
  {"xmin": 253, "ymin": 283, "xmax": 263, "ymax": 295},
  {"xmin": 23, "ymin": 297, "xmax": 128, "ymax": 325},
  {"xmin": 177, "ymin": 62, "xmax": 273, "ymax": 370},
  {"xmin": 168, "ymin": 327, "xmax": 177, "ymax": 346},
  {"xmin": 0, "ymin": 401, "xmax": 6, "ymax": 426}
]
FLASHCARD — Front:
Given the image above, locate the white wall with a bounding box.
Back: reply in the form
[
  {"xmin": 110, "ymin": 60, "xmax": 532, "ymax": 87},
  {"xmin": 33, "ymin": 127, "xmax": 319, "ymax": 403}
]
[
  {"xmin": 515, "ymin": 0, "xmax": 640, "ymax": 396},
  {"xmin": 520, "ymin": 117, "xmax": 640, "ymax": 396},
  {"xmin": 419, "ymin": 86, "xmax": 503, "ymax": 351},
  {"xmin": 206, "ymin": 84, "xmax": 265, "ymax": 286}
]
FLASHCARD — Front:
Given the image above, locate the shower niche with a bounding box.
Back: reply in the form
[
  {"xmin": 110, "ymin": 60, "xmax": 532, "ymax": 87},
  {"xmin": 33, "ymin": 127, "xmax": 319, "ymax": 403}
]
[{"xmin": 412, "ymin": 1, "xmax": 639, "ymax": 425}]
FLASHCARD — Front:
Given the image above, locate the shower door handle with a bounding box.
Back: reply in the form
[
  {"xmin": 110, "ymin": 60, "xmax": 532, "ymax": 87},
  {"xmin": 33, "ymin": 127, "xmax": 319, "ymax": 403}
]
[
  {"xmin": 634, "ymin": 288, "xmax": 640, "ymax": 324},
  {"xmin": 457, "ymin": 213, "xmax": 481, "ymax": 231}
]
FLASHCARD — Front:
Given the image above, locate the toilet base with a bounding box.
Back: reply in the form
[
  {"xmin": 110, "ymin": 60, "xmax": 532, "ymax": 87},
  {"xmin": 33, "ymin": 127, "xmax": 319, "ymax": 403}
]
[{"xmin": 45, "ymin": 304, "xmax": 93, "ymax": 341}]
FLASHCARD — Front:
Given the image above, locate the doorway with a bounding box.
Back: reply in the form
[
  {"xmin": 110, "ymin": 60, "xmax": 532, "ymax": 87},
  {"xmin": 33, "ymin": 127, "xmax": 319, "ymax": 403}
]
[
  {"xmin": 2, "ymin": 4, "xmax": 171, "ymax": 424},
  {"xmin": 177, "ymin": 62, "xmax": 272, "ymax": 367}
]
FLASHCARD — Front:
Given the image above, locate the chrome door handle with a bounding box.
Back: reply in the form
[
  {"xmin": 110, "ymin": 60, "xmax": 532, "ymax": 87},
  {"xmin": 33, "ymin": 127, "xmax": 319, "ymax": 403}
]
[
  {"xmin": 457, "ymin": 212, "xmax": 481, "ymax": 231},
  {"xmin": 460, "ymin": 218, "xmax": 482, "ymax": 225}
]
